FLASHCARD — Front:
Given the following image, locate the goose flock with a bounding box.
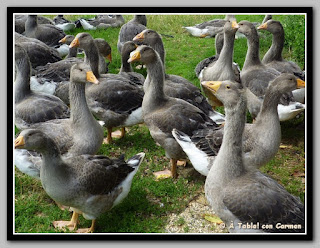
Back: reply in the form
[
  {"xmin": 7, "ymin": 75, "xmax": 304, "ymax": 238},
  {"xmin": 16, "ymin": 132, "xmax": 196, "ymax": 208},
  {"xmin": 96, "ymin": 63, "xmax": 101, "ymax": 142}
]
[{"xmin": 13, "ymin": 14, "xmax": 306, "ymax": 234}]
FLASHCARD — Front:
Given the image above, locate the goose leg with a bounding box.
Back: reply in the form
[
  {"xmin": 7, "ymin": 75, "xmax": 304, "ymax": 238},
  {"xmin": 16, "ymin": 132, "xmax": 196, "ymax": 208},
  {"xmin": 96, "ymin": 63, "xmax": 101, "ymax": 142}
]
[
  {"xmin": 171, "ymin": 158, "xmax": 178, "ymax": 179},
  {"xmin": 53, "ymin": 211, "xmax": 79, "ymax": 231},
  {"xmin": 103, "ymin": 127, "xmax": 113, "ymax": 144},
  {"xmin": 76, "ymin": 219, "xmax": 96, "ymax": 233}
]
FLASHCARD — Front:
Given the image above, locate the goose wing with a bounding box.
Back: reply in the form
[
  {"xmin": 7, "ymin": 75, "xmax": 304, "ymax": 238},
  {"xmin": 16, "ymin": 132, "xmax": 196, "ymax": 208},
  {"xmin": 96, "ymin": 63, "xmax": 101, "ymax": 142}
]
[{"xmin": 223, "ymin": 171, "xmax": 305, "ymax": 233}]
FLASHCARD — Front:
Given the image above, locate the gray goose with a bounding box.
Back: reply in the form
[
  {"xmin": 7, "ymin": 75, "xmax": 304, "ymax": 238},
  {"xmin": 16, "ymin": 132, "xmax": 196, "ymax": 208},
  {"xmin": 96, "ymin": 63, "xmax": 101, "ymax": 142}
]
[
  {"xmin": 15, "ymin": 14, "xmax": 54, "ymax": 34},
  {"xmin": 203, "ymin": 80, "xmax": 304, "ymax": 233},
  {"xmin": 133, "ymin": 29, "xmax": 225, "ymax": 124},
  {"xmin": 172, "ymin": 74, "xmax": 305, "ymax": 176},
  {"xmin": 128, "ymin": 45, "xmax": 218, "ymax": 178},
  {"xmin": 70, "ymin": 33, "xmax": 144, "ymax": 144},
  {"xmin": 198, "ymin": 20, "xmax": 240, "ymax": 94},
  {"xmin": 117, "ymin": 15, "xmax": 147, "ymax": 53},
  {"xmin": 32, "ymin": 37, "xmax": 112, "ymax": 105},
  {"xmin": 14, "ymin": 62, "xmax": 104, "ymax": 179},
  {"xmin": 195, "ymin": 30, "xmax": 241, "ymax": 83},
  {"xmin": 79, "ymin": 15, "xmax": 125, "ymax": 30},
  {"xmin": 183, "ymin": 15, "xmax": 236, "ymax": 38},
  {"xmin": 25, "ymin": 15, "xmax": 66, "ymax": 47},
  {"xmin": 53, "ymin": 15, "xmax": 76, "ymax": 31},
  {"xmin": 15, "ymin": 32, "xmax": 62, "ymax": 68},
  {"xmin": 14, "ymin": 44, "xmax": 69, "ymax": 131},
  {"xmin": 258, "ymin": 19, "xmax": 304, "ymax": 79},
  {"xmin": 237, "ymin": 20, "xmax": 293, "ymax": 106},
  {"xmin": 15, "ymin": 128, "xmax": 145, "ymax": 233}
]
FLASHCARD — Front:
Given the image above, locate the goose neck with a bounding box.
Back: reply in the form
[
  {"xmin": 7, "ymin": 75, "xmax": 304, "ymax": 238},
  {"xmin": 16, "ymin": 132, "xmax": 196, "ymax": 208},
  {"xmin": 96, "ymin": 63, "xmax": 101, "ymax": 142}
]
[
  {"xmin": 15, "ymin": 56, "xmax": 31, "ymax": 102},
  {"xmin": 84, "ymin": 43, "xmax": 100, "ymax": 78},
  {"xmin": 67, "ymin": 47, "xmax": 78, "ymax": 58},
  {"xmin": 143, "ymin": 57, "xmax": 167, "ymax": 110},
  {"xmin": 208, "ymin": 94, "xmax": 247, "ymax": 181},
  {"xmin": 216, "ymin": 31, "xmax": 235, "ymax": 68},
  {"xmin": 120, "ymin": 50, "xmax": 133, "ymax": 73},
  {"xmin": 258, "ymin": 87, "xmax": 282, "ymax": 118},
  {"xmin": 69, "ymin": 79, "xmax": 94, "ymax": 127},
  {"xmin": 262, "ymin": 31, "xmax": 284, "ymax": 64},
  {"xmin": 243, "ymin": 31, "xmax": 262, "ymax": 70}
]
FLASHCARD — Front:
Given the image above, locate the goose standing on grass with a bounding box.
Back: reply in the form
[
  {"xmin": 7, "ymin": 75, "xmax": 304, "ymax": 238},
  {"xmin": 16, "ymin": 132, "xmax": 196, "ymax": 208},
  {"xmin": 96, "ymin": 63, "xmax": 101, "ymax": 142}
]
[
  {"xmin": 25, "ymin": 15, "xmax": 66, "ymax": 47},
  {"xmin": 15, "ymin": 129, "xmax": 145, "ymax": 233},
  {"xmin": 237, "ymin": 20, "xmax": 294, "ymax": 107},
  {"xmin": 172, "ymin": 74, "xmax": 305, "ymax": 176},
  {"xmin": 14, "ymin": 44, "xmax": 69, "ymax": 131},
  {"xmin": 203, "ymin": 80, "xmax": 304, "ymax": 233},
  {"xmin": 257, "ymin": 19, "xmax": 305, "ymax": 103},
  {"xmin": 70, "ymin": 32, "xmax": 144, "ymax": 144},
  {"xmin": 15, "ymin": 32, "xmax": 62, "ymax": 68},
  {"xmin": 14, "ymin": 63, "xmax": 104, "ymax": 179},
  {"xmin": 198, "ymin": 20, "xmax": 240, "ymax": 84},
  {"xmin": 128, "ymin": 45, "xmax": 219, "ymax": 178},
  {"xmin": 258, "ymin": 19, "xmax": 304, "ymax": 77},
  {"xmin": 133, "ymin": 29, "xmax": 225, "ymax": 124},
  {"xmin": 183, "ymin": 15, "xmax": 236, "ymax": 38},
  {"xmin": 117, "ymin": 15, "xmax": 147, "ymax": 53}
]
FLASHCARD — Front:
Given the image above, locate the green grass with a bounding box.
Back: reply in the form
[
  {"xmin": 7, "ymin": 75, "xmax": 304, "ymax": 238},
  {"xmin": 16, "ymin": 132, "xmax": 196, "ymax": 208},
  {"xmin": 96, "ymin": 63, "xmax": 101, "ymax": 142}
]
[{"xmin": 14, "ymin": 14, "xmax": 306, "ymax": 233}]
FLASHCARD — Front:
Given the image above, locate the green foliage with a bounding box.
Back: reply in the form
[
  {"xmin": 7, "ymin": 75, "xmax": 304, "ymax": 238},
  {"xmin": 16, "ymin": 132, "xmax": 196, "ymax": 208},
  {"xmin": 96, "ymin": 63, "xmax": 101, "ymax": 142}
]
[{"xmin": 281, "ymin": 15, "xmax": 306, "ymax": 69}]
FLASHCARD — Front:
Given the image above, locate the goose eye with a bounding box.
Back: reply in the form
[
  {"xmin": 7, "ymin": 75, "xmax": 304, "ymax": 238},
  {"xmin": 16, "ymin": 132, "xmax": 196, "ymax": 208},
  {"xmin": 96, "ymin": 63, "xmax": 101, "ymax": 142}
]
[{"xmin": 226, "ymin": 85, "xmax": 231, "ymax": 89}]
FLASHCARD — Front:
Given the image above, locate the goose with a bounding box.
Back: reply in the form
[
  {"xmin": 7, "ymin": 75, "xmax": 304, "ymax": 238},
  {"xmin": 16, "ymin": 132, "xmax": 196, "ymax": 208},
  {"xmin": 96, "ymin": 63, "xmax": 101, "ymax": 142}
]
[
  {"xmin": 257, "ymin": 19, "xmax": 305, "ymax": 80},
  {"xmin": 25, "ymin": 15, "xmax": 66, "ymax": 47},
  {"xmin": 79, "ymin": 15, "xmax": 125, "ymax": 30},
  {"xmin": 203, "ymin": 80, "xmax": 304, "ymax": 233},
  {"xmin": 15, "ymin": 14, "xmax": 54, "ymax": 34},
  {"xmin": 31, "ymin": 37, "xmax": 112, "ymax": 105},
  {"xmin": 15, "ymin": 128, "xmax": 145, "ymax": 233},
  {"xmin": 183, "ymin": 15, "xmax": 236, "ymax": 38},
  {"xmin": 14, "ymin": 44, "xmax": 69, "ymax": 131},
  {"xmin": 70, "ymin": 32, "xmax": 145, "ymax": 144},
  {"xmin": 237, "ymin": 20, "xmax": 294, "ymax": 107},
  {"xmin": 14, "ymin": 62, "xmax": 104, "ymax": 179},
  {"xmin": 172, "ymin": 74, "xmax": 305, "ymax": 176},
  {"xmin": 133, "ymin": 29, "xmax": 225, "ymax": 124},
  {"xmin": 198, "ymin": 20, "xmax": 240, "ymax": 85},
  {"xmin": 53, "ymin": 15, "xmax": 76, "ymax": 31},
  {"xmin": 128, "ymin": 45, "xmax": 218, "ymax": 178},
  {"xmin": 117, "ymin": 15, "xmax": 147, "ymax": 53},
  {"xmin": 15, "ymin": 32, "xmax": 62, "ymax": 68},
  {"xmin": 258, "ymin": 19, "xmax": 304, "ymax": 75}
]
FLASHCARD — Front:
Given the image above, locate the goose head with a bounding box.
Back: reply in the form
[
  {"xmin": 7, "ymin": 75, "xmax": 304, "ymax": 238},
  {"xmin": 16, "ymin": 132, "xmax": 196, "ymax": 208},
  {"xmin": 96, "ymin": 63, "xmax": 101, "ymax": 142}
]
[
  {"xmin": 59, "ymin": 35, "xmax": 75, "ymax": 45},
  {"xmin": 70, "ymin": 63, "xmax": 99, "ymax": 85},
  {"xmin": 128, "ymin": 45, "xmax": 158, "ymax": 64},
  {"xmin": 133, "ymin": 29, "xmax": 160, "ymax": 46},
  {"xmin": 267, "ymin": 73, "xmax": 305, "ymax": 95},
  {"xmin": 201, "ymin": 80, "xmax": 244, "ymax": 108},
  {"xmin": 257, "ymin": 19, "xmax": 283, "ymax": 34},
  {"xmin": 15, "ymin": 129, "xmax": 50, "ymax": 151},
  {"xmin": 69, "ymin": 32, "xmax": 94, "ymax": 49},
  {"xmin": 122, "ymin": 41, "xmax": 138, "ymax": 55},
  {"xmin": 224, "ymin": 19, "xmax": 240, "ymax": 35},
  {"xmin": 237, "ymin": 20, "xmax": 257, "ymax": 37}
]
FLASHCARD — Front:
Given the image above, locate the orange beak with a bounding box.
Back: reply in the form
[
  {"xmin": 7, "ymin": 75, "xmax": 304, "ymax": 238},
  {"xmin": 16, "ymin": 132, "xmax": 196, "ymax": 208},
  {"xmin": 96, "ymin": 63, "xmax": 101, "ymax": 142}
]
[
  {"xmin": 133, "ymin": 31, "xmax": 145, "ymax": 41},
  {"xmin": 69, "ymin": 38, "xmax": 80, "ymax": 48},
  {"xmin": 86, "ymin": 71, "xmax": 99, "ymax": 84}
]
